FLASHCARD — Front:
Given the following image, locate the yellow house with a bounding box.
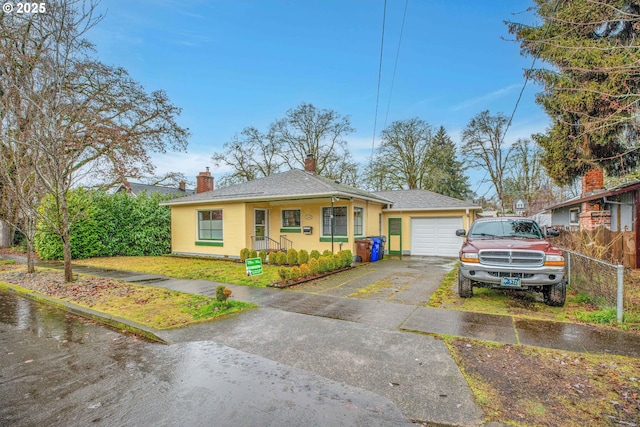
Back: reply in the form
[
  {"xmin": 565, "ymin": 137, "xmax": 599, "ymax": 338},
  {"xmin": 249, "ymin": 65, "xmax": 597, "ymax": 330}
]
[{"xmin": 161, "ymin": 164, "xmax": 481, "ymax": 259}]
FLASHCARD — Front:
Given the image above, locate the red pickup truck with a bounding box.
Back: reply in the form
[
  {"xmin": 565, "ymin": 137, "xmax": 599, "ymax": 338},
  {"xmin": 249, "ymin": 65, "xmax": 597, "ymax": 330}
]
[{"xmin": 456, "ymin": 217, "xmax": 566, "ymax": 306}]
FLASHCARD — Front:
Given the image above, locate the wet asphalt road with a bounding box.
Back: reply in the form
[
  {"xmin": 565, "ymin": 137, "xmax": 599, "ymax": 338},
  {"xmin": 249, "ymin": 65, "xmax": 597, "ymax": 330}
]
[{"xmin": 0, "ymin": 292, "xmax": 413, "ymax": 427}]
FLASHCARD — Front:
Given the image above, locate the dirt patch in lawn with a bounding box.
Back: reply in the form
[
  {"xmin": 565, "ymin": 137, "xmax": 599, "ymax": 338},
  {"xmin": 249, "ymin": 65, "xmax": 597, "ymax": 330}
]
[{"xmin": 447, "ymin": 338, "xmax": 640, "ymax": 426}]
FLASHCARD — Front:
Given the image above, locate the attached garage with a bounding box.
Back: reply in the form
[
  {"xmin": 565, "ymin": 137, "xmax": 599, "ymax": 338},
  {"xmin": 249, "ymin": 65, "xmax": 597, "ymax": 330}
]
[
  {"xmin": 374, "ymin": 189, "xmax": 481, "ymax": 258},
  {"xmin": 410, "ymin": 217, "xmax": 463, "ymax": 257}
]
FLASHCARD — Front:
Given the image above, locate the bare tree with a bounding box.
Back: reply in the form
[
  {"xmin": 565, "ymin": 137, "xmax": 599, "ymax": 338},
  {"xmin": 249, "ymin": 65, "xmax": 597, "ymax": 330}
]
[
  {"xmin": 212, "ymin": 126, "xmax": 283, "ymax": 187},
  {"xmin": 461, "ymin": 110, "xmax": 513, "ymax": 214},
  {"xmin": 273, "ymin": 103, "xmax": 355, "ymax": 176},
  {"xmin": 0, "ymin": 0, "xmax": 189, "ymax": 281},
  {"xmin": 367, "ymin": 118, "xmax": 434, "ymax": 190}
]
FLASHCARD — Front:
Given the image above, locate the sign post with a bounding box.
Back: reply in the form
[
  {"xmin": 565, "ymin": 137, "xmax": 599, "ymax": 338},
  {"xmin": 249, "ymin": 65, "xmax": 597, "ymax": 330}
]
[{"xmin": 245, "ymin": 257, "xmax": 263, "ymax": 276}]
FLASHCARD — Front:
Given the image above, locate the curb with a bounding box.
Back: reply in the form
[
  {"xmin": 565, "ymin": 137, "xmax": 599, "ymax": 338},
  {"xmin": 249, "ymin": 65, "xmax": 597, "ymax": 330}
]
[{"xmin": 0, "ymin": 281, "xmax": 168, "ymax": 344}]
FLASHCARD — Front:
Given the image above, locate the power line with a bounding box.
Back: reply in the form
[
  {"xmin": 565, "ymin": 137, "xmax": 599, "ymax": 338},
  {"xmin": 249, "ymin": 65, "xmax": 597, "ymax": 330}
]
[
  {"xmin": 383, "ymin": 0, "xmax": 409, "ymax": 130},
  {"xmin": 500, "ymin": 0, "xmax": 562, "ymax": 144},
  {"xmin": 370, "ymin": 0, "xmax": 387, "ymax": 159}
]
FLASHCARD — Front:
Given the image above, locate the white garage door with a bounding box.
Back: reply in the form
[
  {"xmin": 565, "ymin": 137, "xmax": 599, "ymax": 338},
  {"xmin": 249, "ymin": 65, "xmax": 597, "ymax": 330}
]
[{"xmin": 410, "ymin": 217, "xmax": 463, "ymax": 257}]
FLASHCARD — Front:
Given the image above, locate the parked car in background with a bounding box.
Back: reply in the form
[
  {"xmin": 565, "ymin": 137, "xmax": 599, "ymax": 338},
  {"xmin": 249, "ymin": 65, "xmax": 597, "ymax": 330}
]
[{"xmin": 456, "ymin": 217, "xmax": 566, "ymax": 306}]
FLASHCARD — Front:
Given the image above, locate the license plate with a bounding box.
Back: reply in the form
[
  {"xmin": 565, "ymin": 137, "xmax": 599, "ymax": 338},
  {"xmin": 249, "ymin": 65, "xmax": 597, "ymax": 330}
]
[{"xmin": 501, "ymin": 277, "xmax": 521, "ymax": 287}]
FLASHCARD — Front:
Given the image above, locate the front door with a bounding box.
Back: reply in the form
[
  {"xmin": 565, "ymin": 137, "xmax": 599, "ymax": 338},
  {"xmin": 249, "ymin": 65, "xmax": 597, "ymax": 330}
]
[{"xmin": 254, "ymin": 209, "xmax": 269, "ymax": 250}]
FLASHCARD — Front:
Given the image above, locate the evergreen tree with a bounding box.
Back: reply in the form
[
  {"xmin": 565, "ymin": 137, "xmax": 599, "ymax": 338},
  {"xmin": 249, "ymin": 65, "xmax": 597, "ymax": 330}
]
[
  {"xmin": 424, "ymin": 127, "xmax": 473, "ymax": 199},
  {"xmin": 508, "ymin": 0, "xmax": 640, "ymax": 185}
]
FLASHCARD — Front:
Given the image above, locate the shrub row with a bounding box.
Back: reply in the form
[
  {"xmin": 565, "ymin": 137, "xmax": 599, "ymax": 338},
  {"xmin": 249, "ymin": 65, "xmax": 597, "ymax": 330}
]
[
  {"xmin": 277, "ymin": 250, "xmax": 354, "ymax": 284},
  {"xmin": 35, "ymin": 189, "xmax": 174, "ymax": 260},
  {"xmin": 240, "ymin": 247, "xmax": 352, "ymax": 267}
]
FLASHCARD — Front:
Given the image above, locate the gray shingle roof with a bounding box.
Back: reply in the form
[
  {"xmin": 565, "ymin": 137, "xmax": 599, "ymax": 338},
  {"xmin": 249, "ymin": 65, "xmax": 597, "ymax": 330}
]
[
  {"xmin": 161, "ymin": 169, "xmax": 393, "ymax": 206},
  {"xmin": 373, "ymin": 189, "xmax": 481, "ymax": 211}
]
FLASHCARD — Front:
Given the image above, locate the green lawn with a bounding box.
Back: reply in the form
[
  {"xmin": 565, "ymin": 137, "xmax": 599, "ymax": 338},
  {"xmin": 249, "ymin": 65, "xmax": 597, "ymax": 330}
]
[{"xmin": 73, "ymin": 255, "xmax": 280, "ymax": 287}]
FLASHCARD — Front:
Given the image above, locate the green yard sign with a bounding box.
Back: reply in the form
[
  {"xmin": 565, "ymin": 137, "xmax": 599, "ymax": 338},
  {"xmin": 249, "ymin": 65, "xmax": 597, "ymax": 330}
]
[{"xmin": 245, "ymin": 257, "xmax": 263, "ymax": 276}]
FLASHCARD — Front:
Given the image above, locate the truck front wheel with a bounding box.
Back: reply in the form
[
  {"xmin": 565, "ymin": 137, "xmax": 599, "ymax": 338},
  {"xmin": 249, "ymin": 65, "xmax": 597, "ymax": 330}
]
[
  {"xmin": 458, "ymin": 269, "xmax": 473, "ymax": 298},
  {"xmin": 543, "ymin": 279, "xmax": 566, "ymax": 307}
]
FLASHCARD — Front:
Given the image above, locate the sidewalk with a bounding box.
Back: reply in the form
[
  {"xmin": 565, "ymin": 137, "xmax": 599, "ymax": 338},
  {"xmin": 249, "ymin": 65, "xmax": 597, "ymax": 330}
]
[{"xmin": 37, "ymin": 259, "xmax": 640, "ymax": 358}]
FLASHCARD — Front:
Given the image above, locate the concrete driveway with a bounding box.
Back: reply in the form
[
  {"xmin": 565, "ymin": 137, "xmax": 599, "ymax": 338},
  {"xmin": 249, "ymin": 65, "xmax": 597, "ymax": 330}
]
[{"xmin": 287, "ymin": 256, "xmax": 457, "ymax": 306}]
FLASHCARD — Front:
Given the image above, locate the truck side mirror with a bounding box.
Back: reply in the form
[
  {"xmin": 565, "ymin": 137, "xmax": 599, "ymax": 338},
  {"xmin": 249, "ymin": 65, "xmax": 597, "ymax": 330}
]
[
  {"xmin": 455, "ymin": 229, "xmax": 466, "ymax": 237},
  {"xmin": 545, "ymin": 228, "xmax": 560, "ymax": 237}
]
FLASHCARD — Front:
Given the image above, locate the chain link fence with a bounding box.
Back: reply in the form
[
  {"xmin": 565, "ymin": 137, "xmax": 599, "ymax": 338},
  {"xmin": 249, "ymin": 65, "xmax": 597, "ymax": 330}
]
[{"xmin": 563, "ymin": 249, "xmax": 626, "ymax": 322}]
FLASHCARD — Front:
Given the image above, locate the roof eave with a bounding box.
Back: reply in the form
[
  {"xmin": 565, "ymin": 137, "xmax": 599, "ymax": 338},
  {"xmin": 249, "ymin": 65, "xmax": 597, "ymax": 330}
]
[{"xmin": 161, "ymin": 191, "xmax": 390, "ymax": 206}]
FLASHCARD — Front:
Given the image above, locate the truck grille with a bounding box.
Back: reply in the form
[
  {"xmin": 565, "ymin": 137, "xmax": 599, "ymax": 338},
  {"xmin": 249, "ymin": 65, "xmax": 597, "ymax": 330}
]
[{"xmin": 479, "ymin": 250, "xmax": 544, "ymax": 267}]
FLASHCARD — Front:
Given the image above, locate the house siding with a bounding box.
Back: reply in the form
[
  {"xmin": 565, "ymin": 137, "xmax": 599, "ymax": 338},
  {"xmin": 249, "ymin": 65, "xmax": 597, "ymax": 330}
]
[
  {"xmin": 608, "ymin": 192, "xmax": 634, "ymax": 232},
  {"xmin": 170, "ymin": 202, "xmax": 247, "ymax": 257},
  {"xmin": 381, "ymin": 209, "xmax": 475, "ymax": 255},
  {"xmin": 171, "ymin": 199, "xmax": 386, "ymax": 258},
  {"xmin": 551, "ymin": 206, "xmax": 574, "ymax": 228}
]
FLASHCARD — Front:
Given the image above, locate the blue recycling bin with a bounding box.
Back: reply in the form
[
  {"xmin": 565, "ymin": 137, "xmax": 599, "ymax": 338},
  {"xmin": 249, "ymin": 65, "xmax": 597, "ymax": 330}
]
[{"xmin": 370, "ymin": 237, "xmax": 381, "ymax": 262}]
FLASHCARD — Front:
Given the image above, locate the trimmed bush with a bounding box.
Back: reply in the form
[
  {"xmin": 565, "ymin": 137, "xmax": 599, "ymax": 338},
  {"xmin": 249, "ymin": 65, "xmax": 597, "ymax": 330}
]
[
  {"xmin": 290, "ymin": 266, "xmax": 301, "ymax": 281},
  {"xmin": 268, "ymin": 251, "xmax": 278, "ymax": 265},
  {"xmin": 216, "ymin": 285, "xmax": 231, "ymax": 303},
  {"xmin": 340, "ymin": 250, "xmax": 353, "ymax": 267},
  {"xmin": 308, "ymin": 258, "xmax": 319, "ymax": 275},
  {"xmin": 318, "ymin": 256, "xmax": 328, "ymax": 273},
  {"xmin": 298, "ymin": 249, "xmax": 309, "ymax": 265},
  {"xmin": 259, "ymin": 250, "xmax": 267, "ymax": 263},
  {"xmin": 323, "ymin": 249, "xmax": 333, "ymax": 257},
  {"xmin": 286, "ymin": 248, "xmax": 298, "ymax": 266},
  {"xmin": 326, "ymin": 256, "xmax": 336, "ymax": 271},
  {"xmin": 299, "ymin": 263, "xmax": 311, "ymax": 278},
  {"xmin": 310, "ymin": 250, "xmax": 321, "ymax": 260},
  {"xmin": 276, "ymin": 251, "xmax": 287, "ymax": 265},
  {"xmin": 333, "ymin": 254, "xmax": 342, "ymax": 269},
  {"xmin": 240, "ymin": 248, "xmax": 250, "ymax": 262},
  {"xmin": 278, "ymin": 267, "xmax": 289, "ymax": 283},
  {"xmin": 248, "ymin": 249, "xmax": 257, "ymax": 259}
]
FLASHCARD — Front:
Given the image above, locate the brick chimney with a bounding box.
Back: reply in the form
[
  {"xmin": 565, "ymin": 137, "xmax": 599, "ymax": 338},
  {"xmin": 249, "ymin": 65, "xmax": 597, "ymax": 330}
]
[
  {"xmin": 304, "ymin": 153, "xmax": 317, "ymax": 174},
  {"xmin": 581, "ymin": 167, "xmax": 604, "ymax": 197},
  {"xmin": 178, "ymin": 181, "xmax": 186, "ymax": 192},
  {"xmin": 196, "ymin": 167, "xmax": 214, "ymax": 194},
  {"xmin": 579, "ymin": 167, "xmax": 610, "ymax": 230}
]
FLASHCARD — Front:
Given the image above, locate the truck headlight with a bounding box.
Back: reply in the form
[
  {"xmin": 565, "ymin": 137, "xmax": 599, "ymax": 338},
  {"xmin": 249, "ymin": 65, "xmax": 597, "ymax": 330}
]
[
  {"xmin": 544, "ymin": 254, "xmax": 565, "ymax": 266},
  {"xmin": 461, "ymin": 252, "xmax": 479, "ymax": 263}
]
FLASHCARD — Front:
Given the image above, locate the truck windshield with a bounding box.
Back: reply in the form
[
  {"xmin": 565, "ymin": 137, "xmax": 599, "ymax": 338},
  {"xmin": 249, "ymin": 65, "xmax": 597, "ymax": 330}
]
[{"xmin": 469, "ymin": 220, "xmax": 543, "ymax": 239}]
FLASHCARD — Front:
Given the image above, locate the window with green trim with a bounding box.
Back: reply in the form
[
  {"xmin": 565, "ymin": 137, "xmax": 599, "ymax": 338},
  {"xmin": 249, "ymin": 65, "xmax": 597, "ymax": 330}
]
[
  {"xmin": 322, "ymin": 206, "xmax": 347, "ymax": 236},
  {"xmin": 282, "ymin": 209, "xmax": 301, "ymax": 228},
  {"xmin": 198, "ymin": 209, "xmax": 223, "ymax": 240},
  {"xmin": 354, "ymin": 207, "xmax": 363, "ymax": 236}
]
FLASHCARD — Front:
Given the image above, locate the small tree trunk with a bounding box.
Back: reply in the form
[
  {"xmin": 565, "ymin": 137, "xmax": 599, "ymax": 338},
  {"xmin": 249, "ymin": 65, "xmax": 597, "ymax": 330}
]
[
  {"xmin": 25, "ymin": 237, "xmax": 35, "ymax": 274},
  {"xmin": 60, "ymin": 197, "xmax": 74, "ymax": 282}
]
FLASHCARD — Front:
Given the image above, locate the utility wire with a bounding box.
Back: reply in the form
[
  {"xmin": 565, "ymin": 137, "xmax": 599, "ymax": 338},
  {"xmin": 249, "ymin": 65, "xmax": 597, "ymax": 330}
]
[
  {"xmin": 370, "ymin": 0, "xmax": 387, "ymax": 159},
  {"xmin": 500, "ymin": 0, "xmax": 562, "ymax": 144},
  {"xmin": 383, "ymin": 0, "xmax": 409, "ymax": 129}
]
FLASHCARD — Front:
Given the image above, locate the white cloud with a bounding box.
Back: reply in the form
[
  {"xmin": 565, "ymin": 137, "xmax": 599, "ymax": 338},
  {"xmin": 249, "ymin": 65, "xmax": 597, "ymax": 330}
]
[{"xmin": 451, "ymin": 84, "xmax": 522, "ymax": 112}]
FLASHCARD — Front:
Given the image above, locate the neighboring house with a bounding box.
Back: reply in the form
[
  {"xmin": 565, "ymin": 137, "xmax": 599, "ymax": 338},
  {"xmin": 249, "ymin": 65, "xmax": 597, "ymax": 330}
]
[
  {"xmin": 548, "ymin": 168, "xmax": 639, "ymax": 233},
  {"xmin": 548, "ymin": 168, "xmax": 640, "ymax": 267},
  {"xmin": 160, "ymin": 155, "xmax": 482, "ymax": 259},
  {"xmin": 513, "ymin": 199, "xmax": 529, "ymax": 216},
  {"xmin": 112, "ymin": 180, "xmax": 196, "ymax": 197}
]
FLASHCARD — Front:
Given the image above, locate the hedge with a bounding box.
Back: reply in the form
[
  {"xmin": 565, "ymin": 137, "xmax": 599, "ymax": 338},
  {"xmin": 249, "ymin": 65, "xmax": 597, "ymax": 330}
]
[{"xmin": 35, "ymin": 189, "xmax": 174, "ymax": 260}]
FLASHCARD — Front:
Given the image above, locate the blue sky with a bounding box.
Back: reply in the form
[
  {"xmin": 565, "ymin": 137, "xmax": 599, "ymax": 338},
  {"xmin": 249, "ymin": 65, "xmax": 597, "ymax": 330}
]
[{"xmin": 87, "ymin": 0, "xmax": 547, "ymax": 197}]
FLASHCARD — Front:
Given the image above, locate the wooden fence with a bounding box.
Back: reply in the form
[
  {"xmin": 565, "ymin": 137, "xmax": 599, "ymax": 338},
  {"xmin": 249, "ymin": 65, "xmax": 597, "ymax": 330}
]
[{"xmin": 553, "ymin": 227, "xmax": 636, "ymax": 269}]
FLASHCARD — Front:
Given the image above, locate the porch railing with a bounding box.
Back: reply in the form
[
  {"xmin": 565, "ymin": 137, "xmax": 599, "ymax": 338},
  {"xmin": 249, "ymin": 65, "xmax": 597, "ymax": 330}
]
[
  {"xmin": 250, "ymin": 235, "xmax": 294, "ymax": 252},
  {"xmin": 251, "ymin": 236, "xmax": 281, "ymax": 252},
  {"xmin": 280, "ymin": 235, "xmax": 293, "ymax": 252}
]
